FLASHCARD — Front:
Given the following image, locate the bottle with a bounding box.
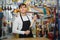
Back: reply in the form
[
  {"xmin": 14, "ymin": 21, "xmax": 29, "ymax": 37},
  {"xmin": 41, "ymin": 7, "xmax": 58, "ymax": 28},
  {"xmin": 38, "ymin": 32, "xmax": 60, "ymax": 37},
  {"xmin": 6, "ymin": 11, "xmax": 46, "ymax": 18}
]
[{"xmin": 32, "ymin": 22, "xmax": 36, "ymax": 38}]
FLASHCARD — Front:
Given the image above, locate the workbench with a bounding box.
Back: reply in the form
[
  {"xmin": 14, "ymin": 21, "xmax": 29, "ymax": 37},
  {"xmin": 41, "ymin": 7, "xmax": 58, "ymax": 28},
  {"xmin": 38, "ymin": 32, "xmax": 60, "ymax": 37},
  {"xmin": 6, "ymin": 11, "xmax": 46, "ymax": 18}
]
[{"xmin": 3, "ymin": 37, "xmax": 49, "ymax": 40}]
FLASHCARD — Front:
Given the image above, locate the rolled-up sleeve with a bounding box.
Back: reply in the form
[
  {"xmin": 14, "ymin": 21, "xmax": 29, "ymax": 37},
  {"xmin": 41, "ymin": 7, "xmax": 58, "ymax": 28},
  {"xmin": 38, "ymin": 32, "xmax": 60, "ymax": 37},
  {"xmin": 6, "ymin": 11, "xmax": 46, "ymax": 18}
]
[{"xmin": 12, "ymin": 18, "xmax": 25, "ymax": 34}]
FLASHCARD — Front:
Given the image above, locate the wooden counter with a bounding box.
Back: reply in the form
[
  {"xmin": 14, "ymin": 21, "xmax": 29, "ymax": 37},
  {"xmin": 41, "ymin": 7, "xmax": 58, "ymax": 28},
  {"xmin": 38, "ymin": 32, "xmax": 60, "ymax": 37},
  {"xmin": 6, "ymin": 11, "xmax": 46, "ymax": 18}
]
[{"xmin": 3, "ymin": 37, "xmax": 49, "ymax": 40}]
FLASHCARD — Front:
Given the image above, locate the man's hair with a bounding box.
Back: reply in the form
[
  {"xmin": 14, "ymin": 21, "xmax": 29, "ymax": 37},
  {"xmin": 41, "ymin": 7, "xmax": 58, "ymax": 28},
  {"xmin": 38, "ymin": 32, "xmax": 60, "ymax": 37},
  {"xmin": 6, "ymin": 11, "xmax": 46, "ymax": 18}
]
[{"xmin": 19, "ymin": 3, "xmax": 27, "ymax": 8}]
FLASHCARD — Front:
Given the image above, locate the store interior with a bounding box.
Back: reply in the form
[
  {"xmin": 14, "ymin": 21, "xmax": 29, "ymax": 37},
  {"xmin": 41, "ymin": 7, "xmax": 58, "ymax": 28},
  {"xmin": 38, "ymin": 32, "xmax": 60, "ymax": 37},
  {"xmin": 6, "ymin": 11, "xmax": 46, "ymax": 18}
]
[{"xmin": 0, "ymin": 0, "xmax": 58, "ymax": 40}]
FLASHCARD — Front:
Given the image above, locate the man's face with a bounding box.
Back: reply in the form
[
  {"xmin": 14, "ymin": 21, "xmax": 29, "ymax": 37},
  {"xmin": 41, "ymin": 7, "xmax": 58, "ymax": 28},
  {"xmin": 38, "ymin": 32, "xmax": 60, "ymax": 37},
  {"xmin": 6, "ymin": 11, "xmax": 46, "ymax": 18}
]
[{"xmin": 19, "ymin": 5, "xmax": 27, "ymax": 13}]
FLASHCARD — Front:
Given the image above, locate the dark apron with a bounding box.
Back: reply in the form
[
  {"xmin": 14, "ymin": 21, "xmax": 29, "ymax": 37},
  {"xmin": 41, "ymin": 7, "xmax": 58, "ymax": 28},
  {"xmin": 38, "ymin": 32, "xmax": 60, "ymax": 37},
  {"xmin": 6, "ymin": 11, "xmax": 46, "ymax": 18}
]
[{"xmin": 19, "ymin": 14, "xmax": 33, "ymax": 38}]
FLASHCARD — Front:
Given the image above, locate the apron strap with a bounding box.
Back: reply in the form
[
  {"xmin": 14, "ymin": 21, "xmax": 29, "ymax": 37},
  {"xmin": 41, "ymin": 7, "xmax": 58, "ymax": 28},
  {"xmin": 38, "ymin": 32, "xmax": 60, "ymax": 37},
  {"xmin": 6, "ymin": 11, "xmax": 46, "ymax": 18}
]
[
  {"xmin": 26, "ymin": 15, "xmax": 30, "ymax": 20},
  {"xmin": 20, "ymin": 13, "xmax": 24, "ymax": 22}
]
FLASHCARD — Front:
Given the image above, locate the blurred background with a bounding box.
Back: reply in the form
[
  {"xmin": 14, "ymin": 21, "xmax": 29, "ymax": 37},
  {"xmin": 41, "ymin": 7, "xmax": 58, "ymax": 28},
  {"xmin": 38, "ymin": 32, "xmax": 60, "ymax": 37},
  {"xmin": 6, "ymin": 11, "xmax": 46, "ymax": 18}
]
[{"xmin": 0, "ymin": 0, "xmax": 59, "ymax": 40}]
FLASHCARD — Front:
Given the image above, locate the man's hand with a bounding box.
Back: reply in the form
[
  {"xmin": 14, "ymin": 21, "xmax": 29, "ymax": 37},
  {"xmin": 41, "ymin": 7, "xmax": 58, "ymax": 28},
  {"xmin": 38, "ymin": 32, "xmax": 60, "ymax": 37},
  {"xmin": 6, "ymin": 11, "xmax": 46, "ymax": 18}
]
[
  {"xmin": 24, "ymin": 30, "xmax": 30, "ymax": 35},
  {"xmin": 33, "ymin": 15, "xmax": 37, "ymax": 21}
]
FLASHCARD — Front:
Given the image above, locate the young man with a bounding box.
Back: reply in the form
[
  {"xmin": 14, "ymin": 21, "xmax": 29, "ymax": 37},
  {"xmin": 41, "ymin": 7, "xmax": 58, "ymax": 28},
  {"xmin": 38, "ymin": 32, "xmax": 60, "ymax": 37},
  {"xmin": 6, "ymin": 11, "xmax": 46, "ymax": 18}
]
[{"xmin": 12, "ymin": 3, "xmax": 37, "ymax": 38}]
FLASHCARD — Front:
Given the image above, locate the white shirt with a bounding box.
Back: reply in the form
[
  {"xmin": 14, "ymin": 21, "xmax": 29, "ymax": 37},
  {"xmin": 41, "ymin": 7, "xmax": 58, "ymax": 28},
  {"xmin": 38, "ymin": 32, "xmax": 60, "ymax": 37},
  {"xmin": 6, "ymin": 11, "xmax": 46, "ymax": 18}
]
[
  {"xmin": 12, "ymin": 13, "xmax": 33, "ymax": 34},
  {"xmin": 22, "ymin": 16, "xmax": 29, "ymax": 21}
]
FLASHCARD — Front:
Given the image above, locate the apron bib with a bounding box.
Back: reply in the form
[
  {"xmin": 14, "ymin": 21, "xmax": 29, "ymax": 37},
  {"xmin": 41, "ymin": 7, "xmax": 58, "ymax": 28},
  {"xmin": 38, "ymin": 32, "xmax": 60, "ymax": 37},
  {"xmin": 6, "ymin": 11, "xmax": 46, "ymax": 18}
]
[{"xmin": 19, "ymin": 14, "xmax": 33, "ymax": 38}]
